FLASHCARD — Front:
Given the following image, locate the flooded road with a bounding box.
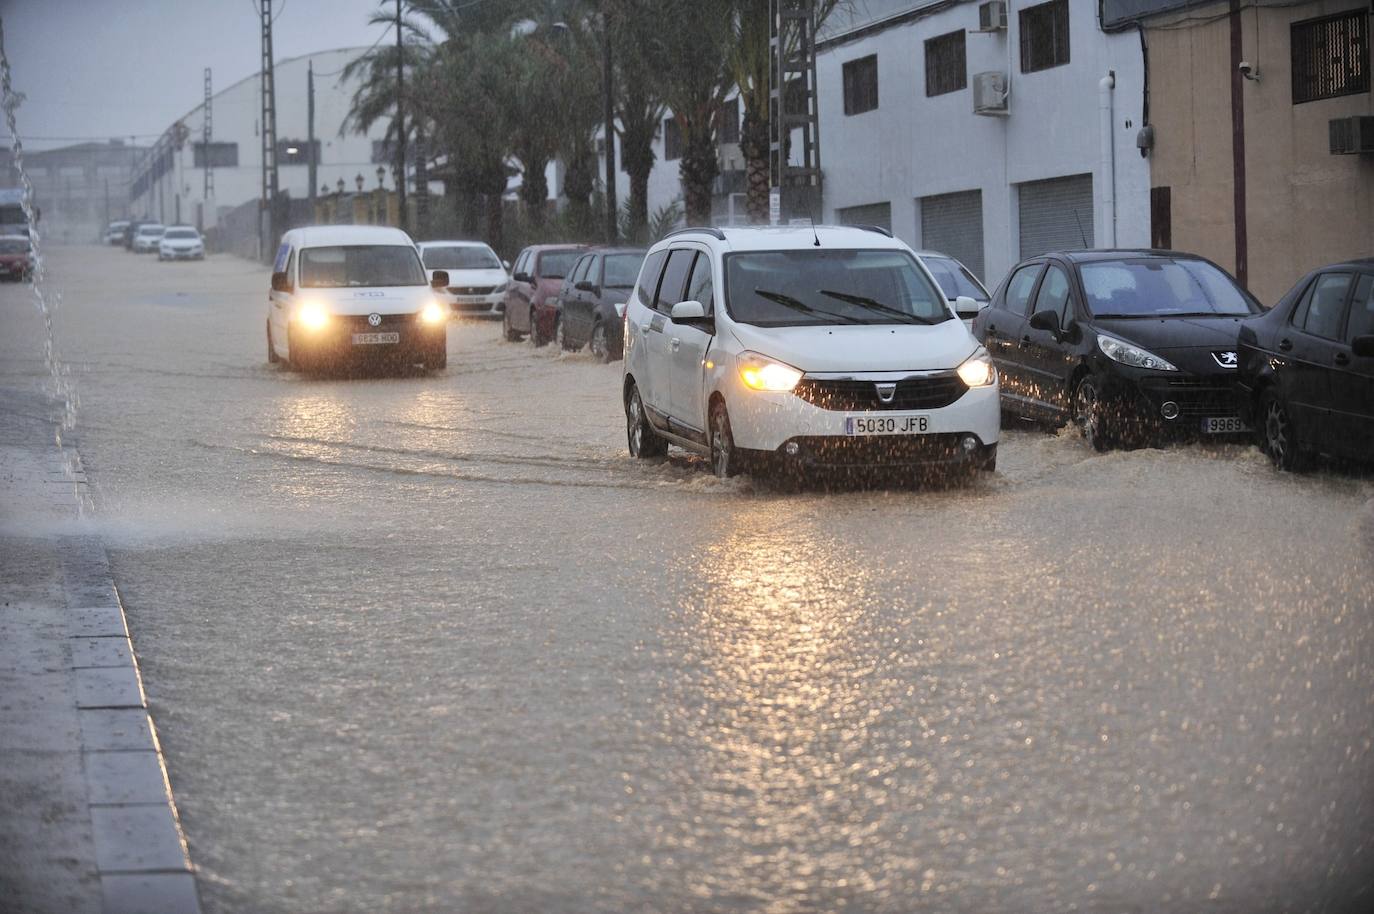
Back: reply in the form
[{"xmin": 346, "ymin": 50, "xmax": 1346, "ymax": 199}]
[{"xmin": 4, "ymin": 245, "xmax": 1373, "ymax": 913}]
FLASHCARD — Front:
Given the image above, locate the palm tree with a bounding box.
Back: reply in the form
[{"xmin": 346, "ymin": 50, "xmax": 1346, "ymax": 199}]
[{"xmin": 603, "ymin": 0, "xmax": 666, "ymax": 241}]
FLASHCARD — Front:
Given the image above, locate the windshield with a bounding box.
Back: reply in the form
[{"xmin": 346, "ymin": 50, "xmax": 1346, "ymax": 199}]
[
  {"xmin": 537, "ymin": 250, "xmax": 580, "ymax": 279},
  {"xmin": 1080, "ymin": 258, "xmax": 1256, "ymax": 317},
  {"xmin": 422, "ymin": 245, "xmax": 501, "ymax": 271},
  {"xmin": 603, "ymin": 253, "xmax": 645, "ymax": 288},
  {"xmin": 299, "ymin": 245, "xmax": 426, "ymax": 288},
  {"xmin": 725, "ymin": 249, "xmax": 949, "ymax": 327},
  {"xmin": 922, "ymin": 256, "xmax": 988, "ymax": 301},
  {"xmin": 139, "ymin": 226, "xmax": 165, "ymax": 235},
  {"xmin": 164, "ymin": 229, "xmax": 198, "ymax": 240},
  {"xmin": 0, "ymin": 238, "xmax": 29, "ymax": 253}
]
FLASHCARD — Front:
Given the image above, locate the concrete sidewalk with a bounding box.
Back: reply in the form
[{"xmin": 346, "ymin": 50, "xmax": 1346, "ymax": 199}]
[{"xmin": 1, "ymin": 385, "xmax": 200, "ymax": 914}]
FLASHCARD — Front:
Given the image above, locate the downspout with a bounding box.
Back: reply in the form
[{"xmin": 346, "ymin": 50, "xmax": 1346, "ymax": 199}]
[{"xmin": 1099, "ymin": 70, "xmax": 1117, "ymax": 248}]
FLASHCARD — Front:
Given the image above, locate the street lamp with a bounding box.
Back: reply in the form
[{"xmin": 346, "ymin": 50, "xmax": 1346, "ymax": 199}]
[
  {"xmin": 355, "ymin": 173, "xmax": 365, "ymax": 193},
  {"xmin": 336, "ymin": 177, "xmax": 345, "ymax": 194},
  {"xmin": 376, "ymin": 165, "xmax": 386, "ymax": 189},
  {"xmin": 321, "ymin": 184, "xmax": 330, "ymax": 195}
]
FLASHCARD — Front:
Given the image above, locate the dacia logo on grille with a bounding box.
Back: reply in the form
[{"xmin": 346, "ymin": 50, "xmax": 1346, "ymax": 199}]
[
  {"xmin": 875, "ymin": 382, "xmax": 897, "ymax": 404},
  {"xmin": 1212, "ymin": 351, "xmax": 1238, "ymax": 369},
  {"xmin": 367, "ymin": 313, "xmax": 382, "ymax": 327}
]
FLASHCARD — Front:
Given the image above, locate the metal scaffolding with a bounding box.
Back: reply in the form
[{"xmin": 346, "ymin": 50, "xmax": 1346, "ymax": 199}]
[
  {"xmin": 769, "ymin": 0, "xmax": 822, "ymax": 223},
  {"xmin": 202, "ymin": 68, "xmax": 214, "ymax": 207},
  {"xmin": 259, "ymin": 0, "xmax": 279, "ymax": 259}
]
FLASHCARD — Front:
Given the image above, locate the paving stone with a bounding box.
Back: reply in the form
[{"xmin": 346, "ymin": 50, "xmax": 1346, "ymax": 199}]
[
  {"xmin": 74, "ymin": 667, "xmax": 144, "ymax": 710},
  {"xmin": 85, "ymin": 751, "xmax": 169, "ymax": 806},
  {"xmin": 79, "ymin": 709, "xmax": 155, "ymax": 751},
  {"xmin": 89, "ymin": 805, "xmax": 189, "ymax": 873},
  {"xmin": 69, "ymin": 636, "xmax": 132, "ymax": 669},
  {"xmin": 67, "ymin": 605, "xmax": 127, "ymax": 638},
  {"xmin": 101, "ymin": 872, "xmax": 201, "ymax": 914}
]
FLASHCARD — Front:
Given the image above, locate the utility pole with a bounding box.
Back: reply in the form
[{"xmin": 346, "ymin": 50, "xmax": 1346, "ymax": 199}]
[
  {"xmin": 259, "ymin": 0, "xmax": 279, "ymax": 261},
  {"xmin": 307, "ymin": 59, "xmax": 316, "ymax": 215},
  {"xmin": 394, "ymin": 0, "xmax": 407, "ymax": 232},
  {"xmin": 602, "ymin": 11, "xmax": 617, "ymax": 243},
  {"xmin": 770, "ymin": 0, "xmax": 822, "ymax": 223},
  {"xmin": 202, "ymin": 67, "xmax": 213, "ymax": 230}
]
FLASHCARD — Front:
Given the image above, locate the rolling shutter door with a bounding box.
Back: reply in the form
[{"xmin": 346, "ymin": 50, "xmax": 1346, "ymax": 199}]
[
  {"xmin": 1018, "ymin": 174, "xmax": 1093, "ymax": 259},
  {"xmin": 836, "ymin": 202, "xmax": 892, "ymax": 232},
  {"xmin": 920, "ymin": 190, "xmax": 984, "ymax": 281}
]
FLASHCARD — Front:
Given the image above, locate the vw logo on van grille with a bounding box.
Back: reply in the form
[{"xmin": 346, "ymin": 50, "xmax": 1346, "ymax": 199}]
[
  {"xmin": 367, "ymin": 313, "xmax": 382, "ymax": 327},
  {"xmin": 875, "ymin": 382, "xmax": 897, "ymax": 404}
]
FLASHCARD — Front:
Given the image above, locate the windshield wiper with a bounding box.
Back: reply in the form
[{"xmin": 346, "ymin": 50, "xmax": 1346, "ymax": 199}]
[
  {"xmin": 753, "ymin": 288, "xmax": 865, "ymax": 324},
  {"xmin": 818, "ymin": 289, "xmax": 942, "ymax": 325}
]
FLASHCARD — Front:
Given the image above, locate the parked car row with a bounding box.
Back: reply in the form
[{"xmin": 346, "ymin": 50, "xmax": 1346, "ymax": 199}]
[
  {"xmin": 0, "ymin": 233, "xmax": 34, "ymax": 280},
  {"xmin": 106, "ymin": 220, "xmax": 205, "ymax": 260}
]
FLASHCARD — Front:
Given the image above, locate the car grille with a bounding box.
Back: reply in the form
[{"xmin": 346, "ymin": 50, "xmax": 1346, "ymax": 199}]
[
  {"xmin": 449, "ymin": 285, "xmax": 497, "ymax": 296},
  {"xmin": 337, "ymin": 313, "xmax": 423, "ymax": 332},
  {"xmin": 452, "ymin": 301, "xmax": 495, "ymax": 313},
  {"xmin": 793, "ymin": 374, "xmax": 968, "ymax": 411},
  {"xmin": 1137, "ymin": 376, "xmax": 1242, "ymax": 417}
]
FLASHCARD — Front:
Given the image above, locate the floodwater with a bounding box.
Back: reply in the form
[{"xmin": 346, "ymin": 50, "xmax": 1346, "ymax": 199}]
[{"xmin": 4, "ymin": 245, "xmax": 1373, "ymax": 913}]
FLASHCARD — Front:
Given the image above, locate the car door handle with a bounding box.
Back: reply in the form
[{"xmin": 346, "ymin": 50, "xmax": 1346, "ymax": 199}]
[
  {"xmin": 987, "ymin": 324, "xmax": 998, "ymax": 336},
  {"xmin": 1334, "ymin": 352, "xmax": 1351, "ymax": 366},
  {"xmin": 1278, "ymin": 338, "xmax": 1293, "ymax": 352},
  {"xmin": 670, "ymin": 337, "xmax": 681, "ymax": 352},
  {"xmin": 1020, "ymin": 334, "xmax": 1032, "ymax": 345}
]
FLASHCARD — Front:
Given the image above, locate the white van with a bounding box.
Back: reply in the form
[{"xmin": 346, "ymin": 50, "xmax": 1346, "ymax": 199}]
[{"xmin": 265, "ymin": 226, "xmax": 450, "ymax": 372}]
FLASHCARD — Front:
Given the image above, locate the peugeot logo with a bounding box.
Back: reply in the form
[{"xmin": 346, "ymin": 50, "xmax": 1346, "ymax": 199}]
[
  {"xmin": 367, "ymin": 313, "xmax": 382, "ymax": 327},
  {"xmin": 875, "ymin": 382, "xmax": 897, "ymax": 404},
  {"xmin": 1212, "ymin": 350, "xmax": 1238, "ymax": 369}
]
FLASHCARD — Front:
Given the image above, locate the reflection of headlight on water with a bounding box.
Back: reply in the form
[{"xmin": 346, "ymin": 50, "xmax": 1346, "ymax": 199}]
[
  {"xmin": 296, "ymin": 302, "xmax": 331, "ymax": 330},
  {"xmin": 419, "ymin": 301, "xmax": 447, "ymax": 324}
]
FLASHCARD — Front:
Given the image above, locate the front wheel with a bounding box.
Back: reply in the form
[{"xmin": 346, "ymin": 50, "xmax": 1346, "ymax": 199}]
[
  {"xmin": 589, "ymin": 321, "xmax": 613, "ymax": 363},
  {"xmin": 626, "ymin": 384, "xmax": 667, "ymax": 458},
  {"xmin": 1260, "ymin": 390, "xmax": 1310, "ymax": 472},
  {"xmin": 1072, "ymin": 375, "xmax": 1116, "ymax": 452},
  {"xmin": 528, "ymin": 307, "xmax": 547, "ymax": 347},
  {"xmin": 709, "ymin": 401, "xmax": 742, "ymax": 478},
  {"xmin": 502, "ymin": 307, "xmax": 522, "ymax": 342},
  {"xmin": 554, "ymin": 315, "xmax": 574, "ymax": 351},
  {"xmin": 266, "ymin": 321, "xmax": 280, "ymax": 364}
]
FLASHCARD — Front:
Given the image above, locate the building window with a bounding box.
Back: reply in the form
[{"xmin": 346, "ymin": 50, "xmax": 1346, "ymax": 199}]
[
  {"xmin": 718, "ymin": 98, "xmax": 740, "ymax": 146},
  {"xmin": 925, "ymin": 29, "xmax": 967, "ymax": 96},
  {"xmin": 1020, "ymin": 0, "xmax": 1070, "ymax": 74},
  {"xmin": 1291, "ymin": 10, "xmax": 1370, "ymax": 104},
  {"xmin": 664, "ymin": 117, "xmax": 682, "ymax": 161},
  {"xmin": 843, "ymin": 54, "xmax": 879, "ymax": 115},
  {"xmin": 276, "ymin": 139, "xmax": 320, "ymax": 166},
  {"xmin": 192, "ymin": 142, "xmax": 238, "ymax": 168}
]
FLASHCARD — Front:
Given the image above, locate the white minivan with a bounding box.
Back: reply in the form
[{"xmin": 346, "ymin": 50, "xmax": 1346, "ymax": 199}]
[
  {"xmin": 266, "ymin": 226, "xmax": 450, "ymax": 372},
  {"xmin": 621, "ymin": 225, "xmax": 1000, "ymax": 479}
]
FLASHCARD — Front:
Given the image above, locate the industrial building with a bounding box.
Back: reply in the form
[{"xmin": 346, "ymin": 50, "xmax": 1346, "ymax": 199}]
[{"xmin": 11, "ymin": 140, "xmax": 145, "ymax": 243}]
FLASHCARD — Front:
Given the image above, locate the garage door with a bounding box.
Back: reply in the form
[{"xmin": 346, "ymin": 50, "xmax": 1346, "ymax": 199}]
[
  {"xmin": 1018, "ymin": 174, "xmax": 1093, "ymax": 259},
  {"xmin": 836, "ymin": 202, "xmax": 892, "ymax": 232},
  {"xmin": 920, "ymin": 189, "xmax": 984, "ymax": 281}
]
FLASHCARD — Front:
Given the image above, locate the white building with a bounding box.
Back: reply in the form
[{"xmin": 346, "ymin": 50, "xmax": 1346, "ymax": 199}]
[
  {"xmin": 815, "ymin": 0, "xmax": 1151, "ymax": 287},
  {"xmin": 130, "ymin": 48, "xmax": 396, "ymax": 230}
]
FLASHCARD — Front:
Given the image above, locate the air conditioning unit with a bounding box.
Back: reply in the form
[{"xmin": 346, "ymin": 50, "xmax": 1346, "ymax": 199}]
[
  {"xmin": 973, "ymin": 71, "xmax": 1009, "ymax": 115},
  {"xmin": 1329, "ymin": 116, "xmax": 1374, "ymax": 155},
  {"xmin": 978, "ymin": 0, "xmax": 1008, "ymax": 31}
]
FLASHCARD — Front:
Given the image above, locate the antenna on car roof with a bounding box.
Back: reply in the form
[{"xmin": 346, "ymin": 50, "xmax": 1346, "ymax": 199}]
[{"xmin": 809, "ymin": 213, "xmax": 821, "ymax": 247}]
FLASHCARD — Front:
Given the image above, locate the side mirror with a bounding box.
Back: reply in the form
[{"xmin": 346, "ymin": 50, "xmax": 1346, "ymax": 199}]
[
  {"xmin": 503, "ymin": 260, "xmax": 512, "ymax": 271},
  {"xmin": 1352, "ymin": 335, "xmax": 1374, "ymax": 359},
  {"xmin": 514, "ymin": 271, "xmax": 532, "ymax": 284},
  {"xmin": 670, "ymin": 300, "xmax": 707, "ymax": 322},
  {"xmin": 270, "ymin": 271, "xmax": 291, "ymax": 293},
  {"xmin": 1028, "ymin": 310, "xmax": 1061, "ymax": 334},
  {"xmin": 430, "ymin": 270, "xmax": 449, "ymax": 289},
  {"xmin": 954, "ymin": 295, "xmax": 983, "ymax": 318},
  {"xmin": 575, "ymin": 280, "xmax": 596, "ymax": 293}
]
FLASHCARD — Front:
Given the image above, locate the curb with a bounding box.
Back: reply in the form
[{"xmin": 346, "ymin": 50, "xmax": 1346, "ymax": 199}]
[{"xmin": 55, "ymin": 452, "xmax": 202, "ymax": 914}]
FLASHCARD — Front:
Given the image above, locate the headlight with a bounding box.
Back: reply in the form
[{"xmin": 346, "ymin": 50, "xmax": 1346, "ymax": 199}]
[
  {"xmin": 419, "ymin": 301, "xmax": 447, "ymax": 325},
  {"xmin": 1096, "ymin": 334, "xmax": 1178, "ymax": 371},
  {"xmin": 296, "ymin": 302, "xmax": 331, "ymax": 330},
  {"xmin": 496, "ymin": 281, "xmax": 510, "ymax": 293},
  {"xmin": 738, "ymin": 352, "xmax": 803, "ymax": 392},
  {"xmin": 956, "ymin": 350, "xmax": 997, "ymax": 387},
  {"xmin": 545, "ymin": 295, "xmax": 559, "ymax": 307}
]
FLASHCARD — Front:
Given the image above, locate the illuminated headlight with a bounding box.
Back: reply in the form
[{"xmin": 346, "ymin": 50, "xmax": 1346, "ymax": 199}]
[
  {"xmin": 738, "ymin": 352, "xmax": 803, "ymax": 392},
  {"xmin": 1096, "ymin": 333, "xmax": 1178, "ymax": 371},
  {"xmin": 296, "ymin": 302, "xmax": 331, "ymax": 330},
  {"xmin": 956, "ymin": 349, "xmax": 997, "ymax": 388},
  {"xmin": 419, "ymin": 301, "xmax": 448, "ymax": 324}
]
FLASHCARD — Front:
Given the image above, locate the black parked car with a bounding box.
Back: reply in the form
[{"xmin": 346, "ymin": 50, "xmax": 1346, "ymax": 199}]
[
  {"xmin": 1237, "ymin": 258, "xmax": 1374, "ymax": 470},
  {"xmin": 972, "ymin": 250, "xmax": 1262, "ymax": 450},
  {"xmin": 555, "ymin": 247, "xmax": 647, "ymax": 362}
]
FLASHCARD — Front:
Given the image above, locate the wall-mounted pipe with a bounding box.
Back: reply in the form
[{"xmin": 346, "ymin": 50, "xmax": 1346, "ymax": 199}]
[{"xmin": 1099, "ymin": 70, "xmax": 1117, "ymax": 248}]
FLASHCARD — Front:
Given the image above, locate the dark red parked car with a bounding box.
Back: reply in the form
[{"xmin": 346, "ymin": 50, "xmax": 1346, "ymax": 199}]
[
  {"xmin": 501, "ymin": 244, "xmax": 587, "ymax": 346},
  {"xmin": 0, "ymin": 234, "xmax": 33, "ymax": 280}
]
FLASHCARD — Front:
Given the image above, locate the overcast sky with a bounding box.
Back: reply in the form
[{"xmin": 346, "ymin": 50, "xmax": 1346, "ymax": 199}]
[{"xmin": 2, "ymin": 0, "xmax": 393, "ymax": 151}]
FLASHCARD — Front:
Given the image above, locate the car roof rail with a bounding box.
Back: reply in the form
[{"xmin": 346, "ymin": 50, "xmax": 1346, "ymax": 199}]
[
  {"xmin": 660, "ymin": 226, "xmax": 727, "ymax": 242},
  {"xmin": 850, "ymin": 223, "xmax": 893, "ymax": 238}
]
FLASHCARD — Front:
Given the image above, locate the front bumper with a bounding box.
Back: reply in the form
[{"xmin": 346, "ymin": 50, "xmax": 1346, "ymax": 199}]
[
  {"xmin": 1106, "ymin": 371, "xmax": 1247, "ymax": 437},
  {"xmin": 725, "ymin": 373, "xmax": 1001, "ymax": 460},
  {"xmin": 442, "ymin": 290, "xmax": 506, "ymax": 316},
  {"xmin": 160, "ymin": 247, "xmax": 204, "ymax": 260},
  {"xmin": 290, "ymin": 315, "xmax": 446, "ymax": 366}
]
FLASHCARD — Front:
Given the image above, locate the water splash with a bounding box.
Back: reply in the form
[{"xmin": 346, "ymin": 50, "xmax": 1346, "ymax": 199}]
[{"xmin": 0, "ymin": 15, "xmax": 85, "ymax": 513}]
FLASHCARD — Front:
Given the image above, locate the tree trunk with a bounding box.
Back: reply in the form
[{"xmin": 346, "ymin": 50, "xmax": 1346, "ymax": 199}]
[
  {"xmin": 563, "ymin": 147, "xmax": 595, "ymax": 235},
  {"xmin": 740, "ymin": 109, "xmax": 770, "ymax": 224},
  {"xmin": 620, "ymin": 112, "xmax": 657, "ymax": 243},
  {"xmin": 478, "ymin": 158, "xmax": 507, "ymax": 254},
  {"xmin": 679, "ymin": 122, "xmax": 719, "ymax": 227},
  {"xmin": 519, "ymin": 156, "xmax": 549, "ymax": 227}
]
